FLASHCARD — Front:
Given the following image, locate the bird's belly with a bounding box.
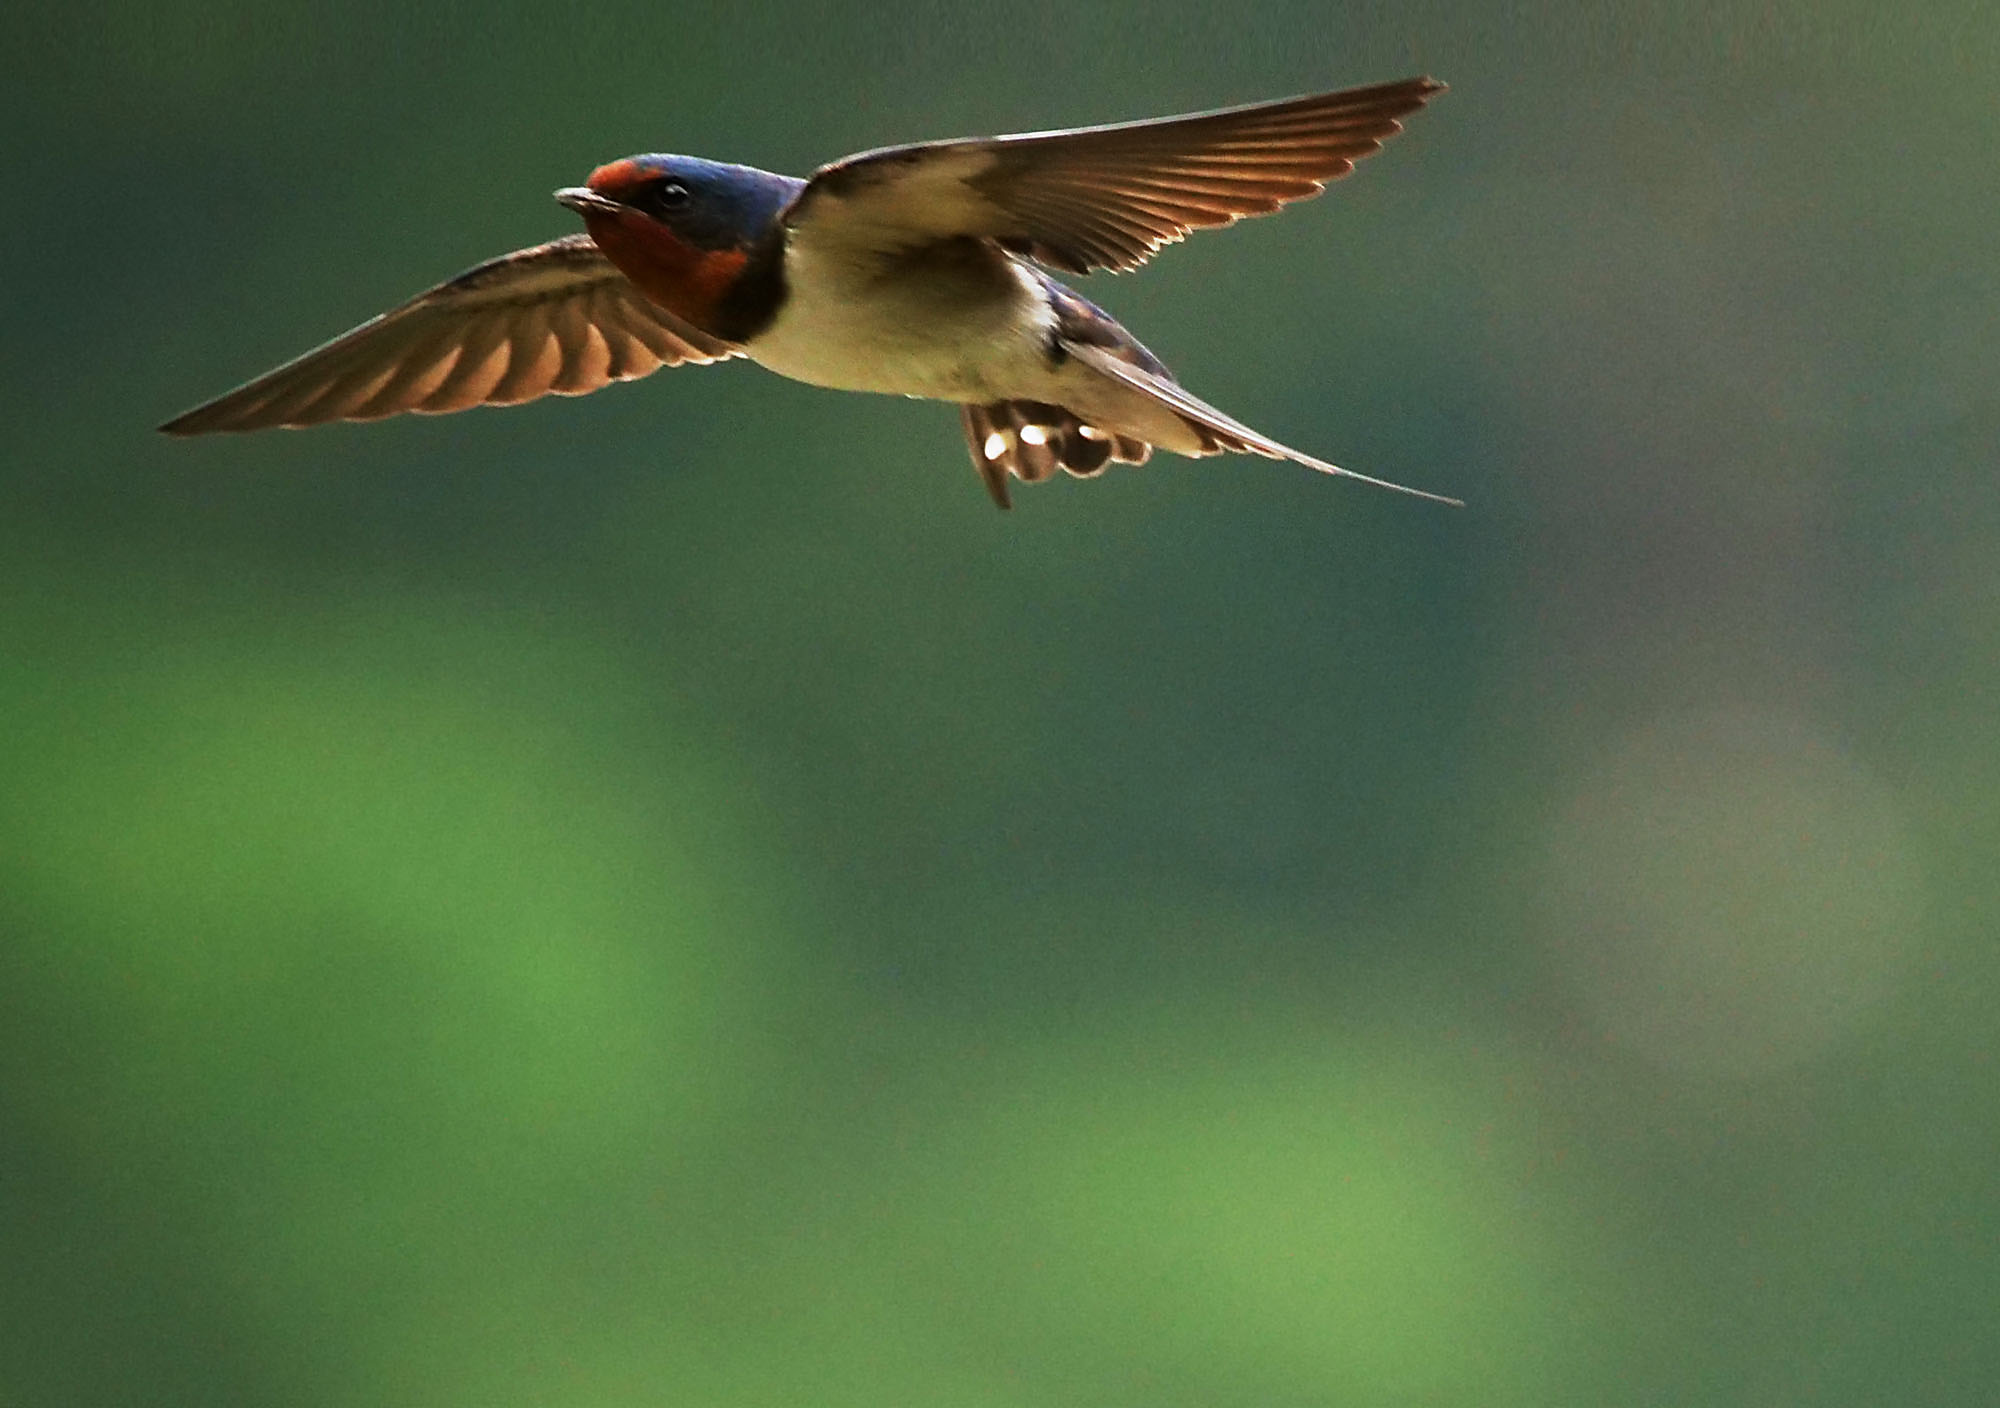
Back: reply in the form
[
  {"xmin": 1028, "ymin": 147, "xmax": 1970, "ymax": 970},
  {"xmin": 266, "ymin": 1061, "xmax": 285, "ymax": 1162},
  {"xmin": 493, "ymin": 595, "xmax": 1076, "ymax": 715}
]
[{"xmin": 748, "ymin": 239, "xmax": 1054, "ymax": 401}]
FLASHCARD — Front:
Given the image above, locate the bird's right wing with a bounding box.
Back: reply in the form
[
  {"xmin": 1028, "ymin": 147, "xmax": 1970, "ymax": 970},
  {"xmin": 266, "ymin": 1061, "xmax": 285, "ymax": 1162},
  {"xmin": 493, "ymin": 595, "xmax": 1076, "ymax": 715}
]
[{"xmin": 161, "ymin": 234, "xmax": 739, "ymax": 434}]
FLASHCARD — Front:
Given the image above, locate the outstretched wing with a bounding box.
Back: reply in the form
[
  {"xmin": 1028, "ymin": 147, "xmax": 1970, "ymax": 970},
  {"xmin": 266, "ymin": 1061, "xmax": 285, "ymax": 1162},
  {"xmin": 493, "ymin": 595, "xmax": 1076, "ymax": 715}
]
[
  {"xmin": 160, "ymin": 234, "xmax": 739, "ymax": 434},
  {"xmin": 791, "ymin": 76, "xmax": 1443, "ymax": 275}
]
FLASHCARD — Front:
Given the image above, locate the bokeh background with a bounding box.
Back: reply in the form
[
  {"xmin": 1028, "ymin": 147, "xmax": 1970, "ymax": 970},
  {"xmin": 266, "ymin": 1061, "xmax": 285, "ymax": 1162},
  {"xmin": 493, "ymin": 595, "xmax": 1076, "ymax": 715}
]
[{"xmin": 5, "ymin": 3, "xmax": 1996, "ymax": 1403}]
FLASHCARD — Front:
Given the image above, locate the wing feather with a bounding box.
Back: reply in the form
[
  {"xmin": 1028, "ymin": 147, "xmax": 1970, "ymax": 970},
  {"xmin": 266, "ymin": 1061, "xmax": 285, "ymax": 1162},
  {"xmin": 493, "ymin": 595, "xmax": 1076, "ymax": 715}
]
[
  {"xmin": 343, "ymin": 333, "xmax": 462, "ymax": 421},
  {"xmin": 796, "ymin": 76, "xmax": 1443, "ymax": 274},
  {"xmin": 415, "ymin": 314, "xmax": 514, "ymax": 413},
  {"xmin": 160, "ymin": 234, "xmax": 739, "ymax": 435},
  {"xmin": 489, "ymin": 305, "xmax": 559, "ymax": 405}
]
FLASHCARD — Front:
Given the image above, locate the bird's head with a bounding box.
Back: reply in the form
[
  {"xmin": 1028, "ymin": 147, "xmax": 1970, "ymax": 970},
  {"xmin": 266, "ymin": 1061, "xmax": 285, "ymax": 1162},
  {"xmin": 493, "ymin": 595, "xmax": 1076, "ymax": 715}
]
[{"xmin": 556, "ymin": 155, "xmax": 803, "ymax": 333}]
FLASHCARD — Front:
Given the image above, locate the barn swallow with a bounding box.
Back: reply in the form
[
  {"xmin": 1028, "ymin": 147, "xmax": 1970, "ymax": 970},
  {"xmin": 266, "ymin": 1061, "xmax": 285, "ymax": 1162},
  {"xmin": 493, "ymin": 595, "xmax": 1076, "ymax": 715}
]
[{"xmin": 162, "ymin": 76, "xmax": 1458, "ymax": 509}]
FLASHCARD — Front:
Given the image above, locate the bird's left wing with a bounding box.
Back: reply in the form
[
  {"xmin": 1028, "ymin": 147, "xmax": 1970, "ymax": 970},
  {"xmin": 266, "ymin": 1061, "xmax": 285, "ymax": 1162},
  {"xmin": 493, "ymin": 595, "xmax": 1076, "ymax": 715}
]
[
  {"xmin": 789, "ymin": 76, "xmax": 1443, "ymax": 275},
  {"xmin": 161, "ymin": 234, "xmax": 739, "ymax": 434}
]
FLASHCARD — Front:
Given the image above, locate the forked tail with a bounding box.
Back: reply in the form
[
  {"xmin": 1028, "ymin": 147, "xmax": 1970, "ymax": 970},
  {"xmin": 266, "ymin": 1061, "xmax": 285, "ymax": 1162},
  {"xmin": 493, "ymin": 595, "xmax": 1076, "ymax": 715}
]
[{"xmin": 1063, "ymin": 340, "xmax": 1463, "ymax": 507}]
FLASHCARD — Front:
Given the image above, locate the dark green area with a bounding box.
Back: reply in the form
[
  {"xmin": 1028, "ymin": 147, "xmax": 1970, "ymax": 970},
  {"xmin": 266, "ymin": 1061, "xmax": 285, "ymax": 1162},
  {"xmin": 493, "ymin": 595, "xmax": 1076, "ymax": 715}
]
[{"xmin": 4, "ymin": 4, "xmax": 1997, "ymax": 1403}]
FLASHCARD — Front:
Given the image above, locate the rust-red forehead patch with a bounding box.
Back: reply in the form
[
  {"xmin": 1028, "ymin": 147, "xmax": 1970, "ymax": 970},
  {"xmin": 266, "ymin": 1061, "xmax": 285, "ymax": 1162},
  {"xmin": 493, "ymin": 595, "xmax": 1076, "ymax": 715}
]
[{"xmin": 586, "ymin": 158, "xmax": 647, "ymax": 195}]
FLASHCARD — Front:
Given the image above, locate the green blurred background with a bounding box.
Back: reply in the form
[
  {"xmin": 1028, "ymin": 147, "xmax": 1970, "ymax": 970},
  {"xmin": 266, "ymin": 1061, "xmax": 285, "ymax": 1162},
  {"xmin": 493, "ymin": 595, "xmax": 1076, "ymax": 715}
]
[{"xmin": 4, "ymin": 3, "xmax": 1996, "ymax": 1403}]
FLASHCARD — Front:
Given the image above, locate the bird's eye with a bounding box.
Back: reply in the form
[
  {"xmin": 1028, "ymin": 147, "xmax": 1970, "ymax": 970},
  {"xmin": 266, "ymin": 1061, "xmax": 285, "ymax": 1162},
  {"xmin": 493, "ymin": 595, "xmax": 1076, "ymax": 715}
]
[{"xmin": 651, "ymin": 179, "xmax": 690, "ymax": 211}]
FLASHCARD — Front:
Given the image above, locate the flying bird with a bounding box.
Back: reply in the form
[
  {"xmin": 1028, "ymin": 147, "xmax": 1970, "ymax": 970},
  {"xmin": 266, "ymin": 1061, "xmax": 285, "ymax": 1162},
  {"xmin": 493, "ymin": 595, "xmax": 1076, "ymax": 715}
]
[{"xmin": 161, "ymin": 77, "xmax": 1458, "ymax": 509}]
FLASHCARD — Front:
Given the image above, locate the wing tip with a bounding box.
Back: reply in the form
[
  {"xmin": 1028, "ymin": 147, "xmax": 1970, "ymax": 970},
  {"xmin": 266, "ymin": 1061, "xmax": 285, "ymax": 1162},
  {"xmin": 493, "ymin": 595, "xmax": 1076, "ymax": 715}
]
[
  {"xmin": 157, "ymin": 391, "xmax": 293, "ymax": 436},
  {"xmin": 157, "ymin": 406, "xmax": 227, "ymax": 437},
  {"xmin": 1349, "ymin": 74, "xmax": 1446, "ymax": 122}
]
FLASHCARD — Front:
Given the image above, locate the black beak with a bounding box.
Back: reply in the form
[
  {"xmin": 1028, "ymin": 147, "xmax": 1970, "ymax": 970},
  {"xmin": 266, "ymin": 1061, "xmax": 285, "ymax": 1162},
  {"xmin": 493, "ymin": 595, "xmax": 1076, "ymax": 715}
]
[{"xmin": 554, "ymin": 186, "xmax": 624, "ymax": 216}]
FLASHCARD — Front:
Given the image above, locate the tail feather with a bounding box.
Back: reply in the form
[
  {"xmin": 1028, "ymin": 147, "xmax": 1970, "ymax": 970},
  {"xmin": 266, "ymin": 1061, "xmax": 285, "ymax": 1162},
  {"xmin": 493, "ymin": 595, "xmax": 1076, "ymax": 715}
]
[{"xmin": 1062, "ymin": 340, "xmax": 1463, "ymax": 507}]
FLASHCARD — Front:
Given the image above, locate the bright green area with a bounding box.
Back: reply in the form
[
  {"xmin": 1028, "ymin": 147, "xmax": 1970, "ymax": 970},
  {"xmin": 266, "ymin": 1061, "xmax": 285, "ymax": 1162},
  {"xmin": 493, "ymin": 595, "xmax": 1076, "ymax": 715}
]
[{"xmin": 4, "ymin": 4, "xmax": 1997, "ymax": 1404}]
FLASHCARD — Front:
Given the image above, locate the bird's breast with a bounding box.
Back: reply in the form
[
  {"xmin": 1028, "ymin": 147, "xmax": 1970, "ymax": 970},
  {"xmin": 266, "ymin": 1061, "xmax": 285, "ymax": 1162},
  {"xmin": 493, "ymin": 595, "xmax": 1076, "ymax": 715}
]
[{"xmin": 746, "ymin": 233, "xmax": 1056, "ymax": 400}]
